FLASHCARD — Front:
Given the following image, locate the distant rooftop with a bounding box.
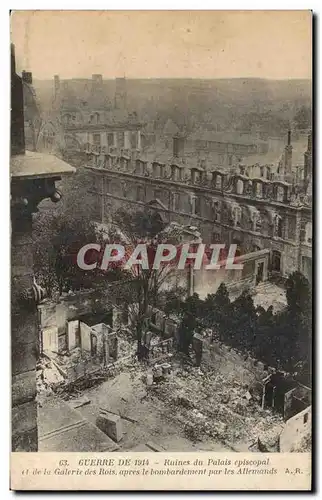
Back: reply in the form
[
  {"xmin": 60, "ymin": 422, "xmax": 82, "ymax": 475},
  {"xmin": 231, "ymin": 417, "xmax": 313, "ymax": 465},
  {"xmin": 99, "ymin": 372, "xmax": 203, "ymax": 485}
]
[
  {"xmin": 188, "ymin": 131, "xmax": 267, "ymax": 145},
  {"xmin": 241, "ymin": 151, "xmax": 282, "ymax": 167}
]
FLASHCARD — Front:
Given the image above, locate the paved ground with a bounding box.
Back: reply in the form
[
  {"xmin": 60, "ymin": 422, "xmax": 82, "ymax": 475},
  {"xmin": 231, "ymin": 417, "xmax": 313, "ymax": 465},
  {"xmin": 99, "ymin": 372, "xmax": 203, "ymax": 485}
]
[
  {"xmin": 37, "ymin": 330, "xmax": 284, "ymax": 452},
  {"xmin": 68, "ymin": 369, "xmax": 231, "ymax": 452},
  {"xmin": 38, "ymin": 398, "xmax": 118, "ymax": 452}
]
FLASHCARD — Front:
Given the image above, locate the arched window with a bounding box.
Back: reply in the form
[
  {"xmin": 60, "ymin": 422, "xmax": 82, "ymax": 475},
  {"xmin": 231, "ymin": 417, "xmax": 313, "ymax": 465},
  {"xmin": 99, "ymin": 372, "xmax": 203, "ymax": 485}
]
[
  {"xmin": 256, "ymin": 182, "xmax": 263, "ymax": 198},
  {"xmin": 121, "ymin": 182, "xmax": 128, "ymax": 198},
  {"xmin": 136, "ymin": 186, "xmax": 145, "ymax": 202},
  {"xmin": 172, "ymin": 193, "xmax": 179, "ymax": 211},
  {"xmin": 233, "ymin": 206, "xmax": 242, "ymax": 227},
  {"xmin": 216, "ymin": 175, "xmax": 222, "ymax": 189},
  {"xmin": 253, "ymin": 211, "xmax": 262, "ymax": 232},
  {"xmin": 272, "ymin": 250, "xmax": 281, "ymax": 272},
  {"xmin": 90, "ymin": 333, "xmax": 97, "ymax": 357},
  {"xmin": 236, "ymin": 179, "xmax": 244, "ymax": 194},
  {"xmin": 305, "ymin": 222, "xmax": 312, "ymax": 244},
  {"xmin": 93, "ymin": 133, "xmax": 101, "ymax": 146},
  {"xmin": 135, "ymin": 160, "xmax": 144, "ymax": 176},
  {"xmin": 274, "ymin": 216, "xmax": 283, "ymax": 238},
  {"xmin": 232, "ymin": 238, "xmax": 242, "ymax": 256},
  {"xmin": 212, "ymin": 200, "xmax": 221, "ymax": 222},
  {"xmin": 171, "ymin": 165, "xmax": 181, "ymax": 181},
  {"xmin": 276, "ymin": 186, "xmax": 284, "ymax": 202},
  {"xmin": 90, "ymin": 112, "xmax": 100, "ymax": 124},
  {"xmin": 107, "ymin": 133, "xmax": 114, "ymax": 147},
  {"xmin": 63, "ymin": 113, "xmax": 71, "ymax": 125}
]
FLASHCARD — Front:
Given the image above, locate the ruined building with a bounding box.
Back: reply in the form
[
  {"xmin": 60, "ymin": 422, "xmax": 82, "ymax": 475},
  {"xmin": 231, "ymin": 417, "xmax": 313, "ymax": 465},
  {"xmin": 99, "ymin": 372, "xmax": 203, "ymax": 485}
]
[
  {"xmin": 83, "ymin": 130, "xmax": 312, "ymax": 284},
  {"xmin": 30, "ymin": 73, "xmax": 312, "ymax": 285},
  {"xmin": 36, "ymin": 75, "xmax": 144, "ymax": 158}
]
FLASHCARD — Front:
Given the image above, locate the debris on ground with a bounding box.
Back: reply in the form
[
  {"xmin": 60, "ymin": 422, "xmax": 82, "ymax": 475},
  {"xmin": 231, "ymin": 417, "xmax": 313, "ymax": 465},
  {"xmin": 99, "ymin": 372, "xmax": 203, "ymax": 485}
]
[
  {"xmin": 252, "ymin": 283, "xmax": 287, "ymax": 313},
  {"xmin": 70, "ymin": 397, "xmax": 91, "ymax": 409},
  {"xmin": 149, "ymin": 363, "xmax": 284, "ymax": 449},
  {"xmin": 37, "ymin": 331, "xmax": 286, "ymax": 452}
]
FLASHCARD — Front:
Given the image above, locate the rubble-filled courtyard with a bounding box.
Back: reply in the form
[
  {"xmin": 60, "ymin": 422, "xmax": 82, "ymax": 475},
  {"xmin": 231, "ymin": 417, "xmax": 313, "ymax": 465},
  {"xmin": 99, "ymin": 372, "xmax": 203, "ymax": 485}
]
[
  {"xmin": 35, "ymin": 270, "xmax": 310, "ymax": 454},
  {"xmin": 37, "ymin": 344, "xmax": 284, "ymax": 452}
]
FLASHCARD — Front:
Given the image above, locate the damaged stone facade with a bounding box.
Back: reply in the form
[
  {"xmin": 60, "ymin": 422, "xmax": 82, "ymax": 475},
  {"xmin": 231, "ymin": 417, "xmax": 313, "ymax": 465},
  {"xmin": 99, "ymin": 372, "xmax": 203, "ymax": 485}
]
[
  {"xmin": 83, "ymin": 131, "xmax": 312, "ymax": 283},
  {"xmin": 279, "ymin": 406, "xmax": 311, "ymax": 452},
  {"xmin": 36, "ymin": 75, "xmax": 144, "ymax": 157}
]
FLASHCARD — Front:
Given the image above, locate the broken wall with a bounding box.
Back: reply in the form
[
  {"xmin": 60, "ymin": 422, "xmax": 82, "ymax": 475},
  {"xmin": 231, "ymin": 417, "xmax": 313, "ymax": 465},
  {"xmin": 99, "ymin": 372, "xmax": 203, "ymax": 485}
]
[
  {"xmin": 39, "ymin": 290, "xmax": 114, "ymax": 354},
  {"xmin": 42, "ymin": 326, "xmax": 59, "ymax": 353},
  {"xmin": 80, "ymin": 321, "xmax": 92, "ymax": 352},
  {"xmin": 200, "ymin": 337, "xmax": 269, "ymax": 386},
  {"xmin": 284, "ymin": 384, "xmax": 312, "ymax": 421},
  {"xmin": 67, "ymin": 320, "xmax": 79, "ymax": 351},
  {"xmin": 279, "ymin": 406, "xmax": 311, "ymax": 452},
  {"xmin": 193, "ymin": 249, "xmax": 270, "ymax": 299}
]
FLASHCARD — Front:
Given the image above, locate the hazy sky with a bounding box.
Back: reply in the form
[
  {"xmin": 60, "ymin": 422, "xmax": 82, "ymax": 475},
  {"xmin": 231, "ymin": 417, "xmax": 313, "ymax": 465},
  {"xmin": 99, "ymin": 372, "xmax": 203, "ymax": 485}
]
[{"xmin": 11, "ymin": 10, "xmax": 312, "ymax": 80}]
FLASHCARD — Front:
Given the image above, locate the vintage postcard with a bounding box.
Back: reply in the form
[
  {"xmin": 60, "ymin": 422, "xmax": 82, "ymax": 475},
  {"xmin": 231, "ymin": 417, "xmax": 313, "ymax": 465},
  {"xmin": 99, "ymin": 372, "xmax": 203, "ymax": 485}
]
[{"xmin": 10, "ymin": 10, "xmax": 312, "ymax": 491}]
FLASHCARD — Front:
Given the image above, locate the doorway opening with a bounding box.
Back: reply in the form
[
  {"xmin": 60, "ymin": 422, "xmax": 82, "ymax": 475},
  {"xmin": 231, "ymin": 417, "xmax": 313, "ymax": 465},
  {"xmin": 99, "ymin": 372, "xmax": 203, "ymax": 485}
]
[{"xmin": 256, "ymin": 261, "xmax": 264, "ymax": 285}]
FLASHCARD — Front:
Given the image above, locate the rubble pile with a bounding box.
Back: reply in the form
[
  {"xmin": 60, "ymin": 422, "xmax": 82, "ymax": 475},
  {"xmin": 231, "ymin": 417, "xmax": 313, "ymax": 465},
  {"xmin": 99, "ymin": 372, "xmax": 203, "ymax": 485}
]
[
  {"xmin": 56, "ymin": 364, "xmax": 125, "ymax": 400},
  {"xmin": 257, "ymin": 426, "xmax": 282, "ymax": 452},
  {"xmin": 253, "ymin": 283, "xmax": 287, "ymax": 313},
  {"xmin": 290, "ymin": 433, "xmax": 311, "ymax": 453},
  {"xmin": 151, "ymin": 365, "xmax": 283, "ymax": 449},
  {"xmin": 115, "ymin": 330, "xmax": 136, "ymax": 359},
  {"xmin": 36, "ymin": 356, "xmax": 66, "ymax": 401}
]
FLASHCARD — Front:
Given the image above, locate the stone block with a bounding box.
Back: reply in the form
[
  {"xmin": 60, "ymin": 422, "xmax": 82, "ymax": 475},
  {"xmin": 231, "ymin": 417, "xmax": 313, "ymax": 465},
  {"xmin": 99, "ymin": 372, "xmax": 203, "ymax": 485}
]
[
  {"xmin": 12, "ymin": 341, "xmax": 37, "ymax": 376},
  {"xmin": 96, "ymin": 412, "xmax": 123, "ymax": 443},
  {"xmin": 146, "ymin": 441, "xmax": 164, "ymax": 452},
  {"xmin": 161, "ymin": 363, "xmax": 171, "ymax": 376},
  {"xmin": 146, "ymin": 371, "xmax": 153, "ymax": 386},
  {"xmin": 12, "ymin": 370, "xmax": 36, "ymax": 406},
  {"xmin": 12, "ymin": 400, "xmax": 37, "ymax": 437},
  {"xmin": 12, "ymin": 312, "xmax": 38, "ymax": 345},
  {"xmin": 12, "ymin": 426, "xmax": 37, "ymax": 452},
  {"xmin": 108, "ymin": 334, "xmax": 118, "ymax": 360}
]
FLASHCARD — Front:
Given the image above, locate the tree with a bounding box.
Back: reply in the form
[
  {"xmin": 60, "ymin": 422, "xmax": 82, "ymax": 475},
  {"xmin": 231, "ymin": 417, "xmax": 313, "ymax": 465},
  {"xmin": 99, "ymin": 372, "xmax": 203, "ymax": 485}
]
[
  {"xmin": 32, "ymin": 210, "xmax": 121, "ymax": 297},
  {"xmin": 113, "ymin": 208, "xmax": 183, "ymax": 358},
  {"xmin": 164, "ymin": 292, "xmax": 203, "ymax": 355},
  {"xmin": 252, "ymin": 272, "xmax": 312, "ymax": 373},
  {"xmin": 285, "ymin": 271, "xmax": 311, "ymax": 316},
  {"xmin": 230, "ymin": 290, "xmax": 257, "ymax": 349},
  {"xmin": 203, "ymin": 283, "xmax": 231, "ymax": 340},
  {"xmin": 178, "ymin": 294, "xmax": 204, "ymax": 355},
  {"xmin": 33, "ymin": 164, "xmax": 119, "ymax": 296},
  {"xmin": 284, "ymin": 271, "xmax": 312, "ymax": 372}
]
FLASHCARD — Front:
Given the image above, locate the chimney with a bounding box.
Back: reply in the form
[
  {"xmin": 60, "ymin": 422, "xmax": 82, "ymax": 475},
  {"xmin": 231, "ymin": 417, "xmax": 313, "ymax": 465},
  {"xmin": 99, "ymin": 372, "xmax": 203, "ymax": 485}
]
[
  {"xmin": 287, "ymin": 130, "xmax": 291, "ymax": 146},
  {"xmin": 11, "ymin": 44, "xmax": 25, "ymax": 156},
  {"xmin": 54, "ymin": 74, "xmax": 60, "ymax": 97},
  {"xmin": 173, "ymin": 134, "xmax": 185, "ymax": 158},
  {"xmin": 92, "ymin": 74, "xmax": 103, "ymax": 93},
  {"xmin": 307, "ymin": 131, "xmax": 312, "ymax": 153},
  {"xmin": 284, "ymin": 129, "xmax": 293, "ymax": 177},
  {"xmin": 304, "ymin": 131, "xmax": 312, "ymax": 184},
  {"xmin": 115, "ymin": 77, "xmax": 127, "ymax": 110},
  {"xmin": 22, "ymin": 70, "xmax": 32, "ymax": 85}
]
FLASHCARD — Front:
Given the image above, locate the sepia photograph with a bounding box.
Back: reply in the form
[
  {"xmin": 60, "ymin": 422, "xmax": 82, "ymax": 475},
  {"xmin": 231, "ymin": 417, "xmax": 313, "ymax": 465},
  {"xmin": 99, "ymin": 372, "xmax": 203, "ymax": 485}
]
[{"xmin": 10, "ymin": 10, "xmax": 312, "ymax": 490}]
